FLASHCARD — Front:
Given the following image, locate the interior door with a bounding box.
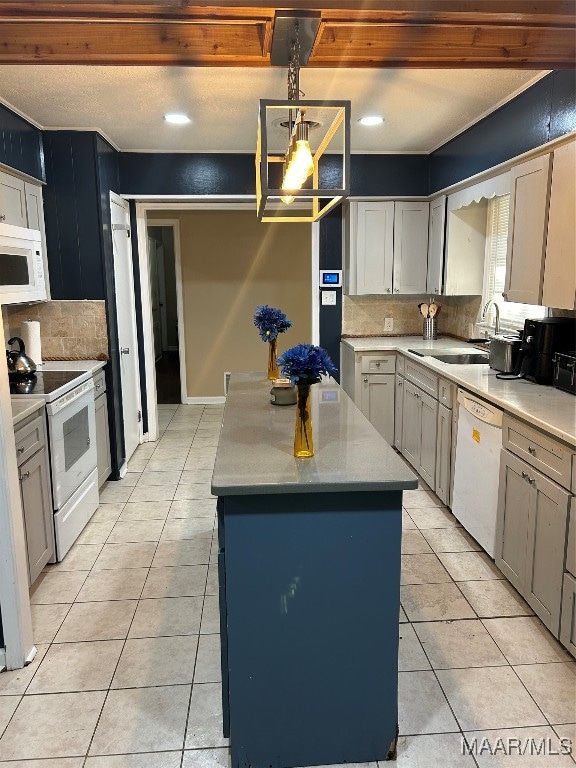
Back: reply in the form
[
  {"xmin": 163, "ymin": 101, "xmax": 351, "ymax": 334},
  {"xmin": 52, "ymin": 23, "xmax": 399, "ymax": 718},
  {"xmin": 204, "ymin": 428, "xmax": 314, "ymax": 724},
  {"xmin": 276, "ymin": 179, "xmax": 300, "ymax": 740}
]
[{"xmin": 111, "ymin": 194, "xmax": 142, "ymax": 463}]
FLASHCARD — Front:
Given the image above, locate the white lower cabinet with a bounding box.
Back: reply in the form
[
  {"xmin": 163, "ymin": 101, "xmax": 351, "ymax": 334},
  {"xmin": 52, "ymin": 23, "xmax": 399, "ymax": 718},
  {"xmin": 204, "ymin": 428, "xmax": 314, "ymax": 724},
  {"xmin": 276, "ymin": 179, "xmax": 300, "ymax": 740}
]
[
  {"xmin": 435, "ymin": 403, "xmax": 452, "ymax": 506},
  {"xmin": 359, "ymin": 373, "xmax": 395, "ymax": 446},
  {"xmin": 496, "ymin": 449, "xmax": 570, "ymax": 636},
  {"xmin": 401, "ymin": 379, "xmax": 438, "ymax": 488},
  {"xmin": 94, "ymin": 369, "xmax": 112, "ymax": 488},
  {"xmin": 560, "ymin": 573, "xmax": 576, "ymax": 656},
  {"xmin": 14, "ymin": 411, "xmax": 55, "ymax": 585}
]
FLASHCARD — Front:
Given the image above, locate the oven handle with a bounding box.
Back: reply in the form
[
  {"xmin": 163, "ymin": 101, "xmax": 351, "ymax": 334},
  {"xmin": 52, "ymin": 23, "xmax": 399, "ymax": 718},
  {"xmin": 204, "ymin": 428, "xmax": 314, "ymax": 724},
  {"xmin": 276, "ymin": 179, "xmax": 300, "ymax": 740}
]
[{"xmin": 47, "ymin": 378, "xmax": 95, "ymax": 416}]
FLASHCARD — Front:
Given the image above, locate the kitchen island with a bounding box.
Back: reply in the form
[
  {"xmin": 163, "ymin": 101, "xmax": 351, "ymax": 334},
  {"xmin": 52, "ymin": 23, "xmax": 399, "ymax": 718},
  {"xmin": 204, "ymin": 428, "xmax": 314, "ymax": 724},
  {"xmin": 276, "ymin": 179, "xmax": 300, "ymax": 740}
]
[{"xmin": 212, "ymin": 373, "xmax": 417, "ymax": 768}]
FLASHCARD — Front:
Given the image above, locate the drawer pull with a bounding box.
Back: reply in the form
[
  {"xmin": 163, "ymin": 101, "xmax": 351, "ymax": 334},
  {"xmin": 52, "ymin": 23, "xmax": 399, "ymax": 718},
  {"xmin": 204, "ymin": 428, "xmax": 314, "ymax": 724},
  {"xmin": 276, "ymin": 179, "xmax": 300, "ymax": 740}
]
[
  {"xmin": 375, "ymin": 361, "xmax": 381, "ymax": 368},
  {"xmin": 528, "ymin": 446, "xmax": 536, "ymax": 455},
  {"xmin": 19, "ymin": 471, "xmax": 30, "ymax": 482},
  {"xmin": 17, "ymin": 446, "xmax": 25, "ymax": 454},
  {"xmin": 95, "ymin": 383, "xmax": 102, "ymax": 391},
  {"xmin": 0, "ymin": 214, "xmax": 5, "ymax": 222}
]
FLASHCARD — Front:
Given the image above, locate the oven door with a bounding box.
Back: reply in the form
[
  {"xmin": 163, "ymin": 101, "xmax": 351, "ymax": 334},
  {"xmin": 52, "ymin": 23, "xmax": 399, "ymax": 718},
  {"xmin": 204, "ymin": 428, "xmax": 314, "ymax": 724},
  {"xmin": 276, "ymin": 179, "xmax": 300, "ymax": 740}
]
[{"xmin": 46, "ymin": 379, "xmax": 98, "ymax": 510}]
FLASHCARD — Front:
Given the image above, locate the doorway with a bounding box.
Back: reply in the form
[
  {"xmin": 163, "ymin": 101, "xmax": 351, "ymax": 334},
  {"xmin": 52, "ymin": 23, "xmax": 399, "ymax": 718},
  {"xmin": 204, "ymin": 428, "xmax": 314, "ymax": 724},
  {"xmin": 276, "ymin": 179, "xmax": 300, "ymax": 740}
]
[{"xmin": 147, "ymin": 225, "xmax": 181, "ymax": 405}]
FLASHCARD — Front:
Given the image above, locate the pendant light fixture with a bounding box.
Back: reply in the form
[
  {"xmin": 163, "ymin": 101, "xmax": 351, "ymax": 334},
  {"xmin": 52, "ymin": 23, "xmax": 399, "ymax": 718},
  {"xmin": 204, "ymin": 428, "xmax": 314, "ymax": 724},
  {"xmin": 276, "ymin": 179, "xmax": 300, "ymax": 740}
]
[{"xmin": 256, "ymin": 12, "xmax": 350, "ymax": 223}]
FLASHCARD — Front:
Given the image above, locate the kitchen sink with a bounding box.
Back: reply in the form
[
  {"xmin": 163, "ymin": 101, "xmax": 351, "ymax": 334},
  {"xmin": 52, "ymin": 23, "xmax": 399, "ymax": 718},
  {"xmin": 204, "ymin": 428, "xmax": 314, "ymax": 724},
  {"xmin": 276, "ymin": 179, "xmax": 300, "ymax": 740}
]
[
  {"xmin": 408, "ymin": 349, "xmax": 489, "ymax": 365},
  {"xmin": 430, "ymin": 353, "xmax": 489, "ymax": 365}
]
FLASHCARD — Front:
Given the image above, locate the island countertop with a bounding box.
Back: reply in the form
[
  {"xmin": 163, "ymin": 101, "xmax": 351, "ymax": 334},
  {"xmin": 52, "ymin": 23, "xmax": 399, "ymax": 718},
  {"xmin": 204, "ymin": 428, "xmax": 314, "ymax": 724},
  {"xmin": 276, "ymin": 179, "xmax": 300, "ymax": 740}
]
[{"xmin": 211, "ymin": 372, "xmax": 417, "ymax": 496}]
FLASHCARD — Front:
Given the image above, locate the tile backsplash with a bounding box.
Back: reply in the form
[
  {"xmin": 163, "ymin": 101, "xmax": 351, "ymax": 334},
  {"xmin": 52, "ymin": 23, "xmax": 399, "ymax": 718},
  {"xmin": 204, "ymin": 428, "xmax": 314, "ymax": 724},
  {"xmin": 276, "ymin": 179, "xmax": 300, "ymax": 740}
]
[
  {"xmin": 343, "ymin": 294, "xmax": 482, "ymax": 339},
  {"xmin": 4, "ymin": 300, "xmax": 108, "ymax": 360}
]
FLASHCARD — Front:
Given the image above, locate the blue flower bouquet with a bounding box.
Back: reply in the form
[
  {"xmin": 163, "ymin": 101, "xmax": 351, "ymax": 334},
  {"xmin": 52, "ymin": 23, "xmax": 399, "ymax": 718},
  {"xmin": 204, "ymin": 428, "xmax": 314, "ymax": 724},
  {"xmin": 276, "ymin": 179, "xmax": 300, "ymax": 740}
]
[
  {"xmin": 253, "ymin": 305, "xmax": 293, "ymax": 380},
  {"xmin": 277, "ymin": 343, "xmax": 337, "ymax": 457}
]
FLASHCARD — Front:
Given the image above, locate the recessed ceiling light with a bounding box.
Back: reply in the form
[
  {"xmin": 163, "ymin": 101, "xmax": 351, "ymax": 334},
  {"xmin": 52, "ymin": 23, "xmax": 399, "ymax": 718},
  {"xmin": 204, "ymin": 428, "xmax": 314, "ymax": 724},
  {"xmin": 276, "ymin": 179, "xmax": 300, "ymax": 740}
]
[
  {"xmin": 164, "ymin": 113, "xmax": 191, "ymax": 125},
  {"xmin": 358, "ymin": 115, "xmax": 384, "ymax": 127}
]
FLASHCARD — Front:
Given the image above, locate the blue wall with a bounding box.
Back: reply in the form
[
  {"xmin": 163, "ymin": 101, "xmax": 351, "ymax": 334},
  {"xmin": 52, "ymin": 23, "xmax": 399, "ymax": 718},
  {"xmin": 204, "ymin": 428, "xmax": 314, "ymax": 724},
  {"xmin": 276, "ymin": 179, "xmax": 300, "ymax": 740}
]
[
  {"xmin": 0, "ymin": 103, "xmax": 44, "ymax": 182},
  {"xmin": 429, "ymin": 71, "xmax": 576, "ymax": 193}
]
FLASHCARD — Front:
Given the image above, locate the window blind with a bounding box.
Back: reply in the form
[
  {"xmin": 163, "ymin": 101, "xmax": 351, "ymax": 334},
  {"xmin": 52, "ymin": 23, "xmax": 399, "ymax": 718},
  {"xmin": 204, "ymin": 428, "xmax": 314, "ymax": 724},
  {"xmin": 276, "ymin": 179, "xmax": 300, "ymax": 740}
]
[{"xmin": 481, "ymin": 195, "xmax": 546, "ymax": 331}]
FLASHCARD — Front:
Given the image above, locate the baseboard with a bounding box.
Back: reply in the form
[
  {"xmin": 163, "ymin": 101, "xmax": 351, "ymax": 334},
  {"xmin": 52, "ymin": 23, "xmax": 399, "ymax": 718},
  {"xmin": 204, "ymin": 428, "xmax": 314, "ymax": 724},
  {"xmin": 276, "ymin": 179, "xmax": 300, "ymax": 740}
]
[
  {"xmin": 0, "ymin": 647, "xmax": 6, "ymax": 671},
  {"xmin": 184, "ymin": 396, "xmax": 226, "ymax": 405},
  {"xmin": 118, "ymin": 461, "xmax": 128, "ymax": 478}
]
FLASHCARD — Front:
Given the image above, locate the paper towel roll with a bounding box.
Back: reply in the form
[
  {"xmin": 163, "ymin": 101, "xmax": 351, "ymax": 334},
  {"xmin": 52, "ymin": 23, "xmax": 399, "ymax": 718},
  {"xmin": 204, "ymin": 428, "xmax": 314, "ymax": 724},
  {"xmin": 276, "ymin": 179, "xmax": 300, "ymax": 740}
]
[{"xmin": 21, "ymin": 320, "xmax": 42, "ymax": 368}]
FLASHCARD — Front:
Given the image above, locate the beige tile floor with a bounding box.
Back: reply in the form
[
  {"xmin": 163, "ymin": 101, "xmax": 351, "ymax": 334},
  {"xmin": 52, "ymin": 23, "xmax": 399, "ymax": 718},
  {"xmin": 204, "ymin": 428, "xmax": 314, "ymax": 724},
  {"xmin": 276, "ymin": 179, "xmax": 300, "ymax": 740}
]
[{"xmin": 0, "ymin": 403, "xmax": 574, "ymax": 767}]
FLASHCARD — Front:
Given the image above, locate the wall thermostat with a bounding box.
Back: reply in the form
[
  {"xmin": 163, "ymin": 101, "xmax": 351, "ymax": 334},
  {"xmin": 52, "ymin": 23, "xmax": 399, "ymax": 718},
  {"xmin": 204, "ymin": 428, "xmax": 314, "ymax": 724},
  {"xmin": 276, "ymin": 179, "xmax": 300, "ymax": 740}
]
[{"xmin": 319, "ymin": 270, "xmax": 342, "ymax": 288}]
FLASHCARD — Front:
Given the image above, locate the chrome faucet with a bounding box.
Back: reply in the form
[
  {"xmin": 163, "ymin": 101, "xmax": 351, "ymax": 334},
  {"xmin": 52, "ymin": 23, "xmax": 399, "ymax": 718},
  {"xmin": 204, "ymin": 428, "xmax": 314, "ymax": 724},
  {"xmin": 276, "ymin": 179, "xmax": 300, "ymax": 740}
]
[{"xmin": 482, "ymin": 299, "xmax": 501, "ymax": 336}]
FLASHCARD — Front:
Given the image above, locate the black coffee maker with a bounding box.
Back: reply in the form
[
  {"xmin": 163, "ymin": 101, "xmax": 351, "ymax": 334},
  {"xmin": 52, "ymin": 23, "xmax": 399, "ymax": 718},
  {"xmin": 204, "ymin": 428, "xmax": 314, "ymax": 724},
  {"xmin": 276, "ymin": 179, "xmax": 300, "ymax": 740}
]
[{"xmin": 518, "ymin": 317, "xmax": 576, "ymax": 384}]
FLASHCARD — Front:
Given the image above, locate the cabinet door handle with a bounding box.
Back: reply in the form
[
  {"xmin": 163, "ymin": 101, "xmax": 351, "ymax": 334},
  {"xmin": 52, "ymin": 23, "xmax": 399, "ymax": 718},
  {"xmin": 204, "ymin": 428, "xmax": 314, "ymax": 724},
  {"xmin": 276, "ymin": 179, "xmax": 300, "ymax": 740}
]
[
  {"xmin": 386, "ymin": 288, "xmax": 391, "ymax": 293},
  {"xmin": 521, "ymin": 471, "xmax": 535, "ymax": 484},
  {"xmin": 95, "ymin": 383, "xmax": 102, "ymax": 391},
  {"xmin": 17, "ymin": 446, "xmax": 25, "ymax": 454},
  {"xmin": 363, "ymin": 377, "xmax": 368, "ymax": 383},
  {"xmin": 19, "ymin": 471, "xmax": 30, "ymax": 482},
  {"xmin": 375, "ymin": 361, "xmax": 381, "ymax": 368},
  {"xmin": 394, "ymin": 288, "xmax": 400, "ymax": 293},
  {"xmin": 528, "ymin": 446, "xmax": 536, "ymax": 455},
  {"xmin": 0, "ymin": 214, "xmax": 6, "ymax": 222}
]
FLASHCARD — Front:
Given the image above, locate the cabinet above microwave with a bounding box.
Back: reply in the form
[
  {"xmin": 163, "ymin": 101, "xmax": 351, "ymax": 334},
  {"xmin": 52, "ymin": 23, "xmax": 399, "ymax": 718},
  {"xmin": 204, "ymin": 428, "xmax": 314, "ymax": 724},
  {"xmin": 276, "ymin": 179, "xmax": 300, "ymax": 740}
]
[{"xmin": 0, "ymin": 224, "xmax": 47, "ymax": 305}]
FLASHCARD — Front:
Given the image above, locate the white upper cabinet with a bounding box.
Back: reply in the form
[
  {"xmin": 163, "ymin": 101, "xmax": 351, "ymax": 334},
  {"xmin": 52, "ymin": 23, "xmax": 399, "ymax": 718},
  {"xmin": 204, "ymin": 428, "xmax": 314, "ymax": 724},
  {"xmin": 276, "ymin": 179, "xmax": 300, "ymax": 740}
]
[
  {"xmin": 542, "ymin": 139, "xmax": 576, "ymax": 311},
  {"xmin": 426, "ymin": 195, "xmax": 446, "ymax": 295},
  {"xmin": 393, "ymin": 201, "xmax": 430, "ymax": 294},
  {"xmin": 345, "ymin": 200, "xmax": 429, "ymax": 295},
  {"xmin": 504, "ymin": 154, "xmax": 552, "ymax": 305},
  {"xmin": 351, "ymin": 201, "xmax": 394, "ymax": 295},
  {"xmin": 0, "ymin": 169, "xmax": 27, "ymax": 228}
]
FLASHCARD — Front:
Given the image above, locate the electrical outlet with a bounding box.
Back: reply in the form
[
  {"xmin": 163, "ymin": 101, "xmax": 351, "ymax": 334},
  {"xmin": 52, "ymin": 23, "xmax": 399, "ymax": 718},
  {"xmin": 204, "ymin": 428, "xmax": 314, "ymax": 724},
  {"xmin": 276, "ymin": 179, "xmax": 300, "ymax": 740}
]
[{"xmin": 384, "ymin": 317, "xmax": 394, "ymax": 333}]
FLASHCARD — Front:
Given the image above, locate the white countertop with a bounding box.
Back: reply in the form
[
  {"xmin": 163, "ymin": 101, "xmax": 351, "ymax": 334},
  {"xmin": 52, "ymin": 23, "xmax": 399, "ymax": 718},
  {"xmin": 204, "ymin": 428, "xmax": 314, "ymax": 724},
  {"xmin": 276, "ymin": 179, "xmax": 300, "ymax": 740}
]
[
  {"xmin": 212, "ymin": 373, "xmax": 417, "ymax": 496},
  {"xmin": 342, "ymin": 336, "xmax": 576, "ymax": 447},
  {"xmin": 11, "ymin": 397, "xmax": 45, "ymax": 427},
  {"xmin": 41, "ymin": 360, "xmax": 106, "ymax": 374}
]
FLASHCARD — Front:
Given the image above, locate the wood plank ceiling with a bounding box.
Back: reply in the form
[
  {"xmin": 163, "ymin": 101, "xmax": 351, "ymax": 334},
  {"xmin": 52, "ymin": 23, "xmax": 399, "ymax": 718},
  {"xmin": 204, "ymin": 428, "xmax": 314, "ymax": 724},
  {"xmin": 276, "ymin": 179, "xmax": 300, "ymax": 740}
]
[{"xmin": 0, "ymin": 1, "xmax": 574, "ymax": 69}]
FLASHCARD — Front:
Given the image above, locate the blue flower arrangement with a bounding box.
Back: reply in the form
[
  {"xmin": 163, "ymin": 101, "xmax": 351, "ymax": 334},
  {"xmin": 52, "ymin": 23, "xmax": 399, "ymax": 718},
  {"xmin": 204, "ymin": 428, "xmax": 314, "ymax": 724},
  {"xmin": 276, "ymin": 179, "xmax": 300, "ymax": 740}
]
[
  {"xmin": 253, "ymin": 305, "xmax": 293, "ymax": 342},
  {"xmin": 277, "ymin": 343, "xmax": 337, "ymax": 385}
]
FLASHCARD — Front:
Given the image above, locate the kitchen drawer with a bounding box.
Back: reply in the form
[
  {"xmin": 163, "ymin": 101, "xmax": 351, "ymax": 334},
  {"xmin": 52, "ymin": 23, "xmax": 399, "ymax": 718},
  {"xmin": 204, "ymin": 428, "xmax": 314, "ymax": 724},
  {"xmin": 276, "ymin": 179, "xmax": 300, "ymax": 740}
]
[
  {"xmin": 502, "ymin": 414, "xmax": 574, "ymax": 491},
  {"xmin": 438, "ymin": 378, "xmax": 454, "ymax": 409},
  {"xmin": 14, "ymin": 413, "xmax": 45, "ymax": 467},
  {"xmin": 93, "ymin": 369, "xmax": 106, "ymax": 397},
  {"xmin": 360, "ymin": 353, "xmax": 395, "ymax": 374},
  {"xmin": 405, "ymin": 358, "xmax": 438, "ymax": 399},
  {"xmin": 396, "ymin": 354, "xmax": 406, "ymax": 377},
  {"xmin": 560, "ymin": 572, "xmax": 576, "ymax": 657},
  {"xmin": 567, "ymin": 498, "xmax": 576, "ymax": 578}
]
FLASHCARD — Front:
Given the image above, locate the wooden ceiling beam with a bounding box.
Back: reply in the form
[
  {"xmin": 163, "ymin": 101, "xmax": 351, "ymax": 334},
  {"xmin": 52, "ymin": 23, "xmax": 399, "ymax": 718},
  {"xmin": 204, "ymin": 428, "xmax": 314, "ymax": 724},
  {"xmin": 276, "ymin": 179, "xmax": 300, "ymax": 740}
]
[{"xmin": 0, "ymin": 2, "xmax": 573, "ymax": 67}]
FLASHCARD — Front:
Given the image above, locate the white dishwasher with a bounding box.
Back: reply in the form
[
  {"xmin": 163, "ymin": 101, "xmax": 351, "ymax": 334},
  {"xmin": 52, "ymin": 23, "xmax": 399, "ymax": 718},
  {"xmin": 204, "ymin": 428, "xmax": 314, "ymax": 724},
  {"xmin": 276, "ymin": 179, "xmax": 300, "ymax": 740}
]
[{"xmin": 451, "ymin": 389, "xmax": 503, "ymax": 557}]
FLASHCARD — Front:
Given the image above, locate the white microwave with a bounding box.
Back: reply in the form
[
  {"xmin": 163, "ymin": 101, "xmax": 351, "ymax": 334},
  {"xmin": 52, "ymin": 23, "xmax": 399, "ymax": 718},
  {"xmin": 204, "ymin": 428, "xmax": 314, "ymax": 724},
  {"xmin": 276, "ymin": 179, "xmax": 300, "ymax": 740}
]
[{"xmin": 0, "ymin": 224, "xmax": 47, "ymax": 304}]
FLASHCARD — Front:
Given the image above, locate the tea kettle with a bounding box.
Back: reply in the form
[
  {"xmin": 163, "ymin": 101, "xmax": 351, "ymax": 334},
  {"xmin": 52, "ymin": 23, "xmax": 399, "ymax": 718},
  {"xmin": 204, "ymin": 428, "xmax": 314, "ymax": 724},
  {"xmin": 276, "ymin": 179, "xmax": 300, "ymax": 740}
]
[{"xmin": 6, "ymin": 336, "xmax": 37, "ymax": 379}]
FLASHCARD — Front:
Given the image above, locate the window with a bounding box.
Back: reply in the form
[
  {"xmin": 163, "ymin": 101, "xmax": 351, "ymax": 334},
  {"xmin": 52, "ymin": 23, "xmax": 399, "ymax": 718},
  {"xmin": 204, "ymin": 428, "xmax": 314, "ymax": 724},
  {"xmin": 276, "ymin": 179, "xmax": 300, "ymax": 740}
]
[{"xmin": 480, "ymin": 195, "xmax": 547, "ymax": 332}]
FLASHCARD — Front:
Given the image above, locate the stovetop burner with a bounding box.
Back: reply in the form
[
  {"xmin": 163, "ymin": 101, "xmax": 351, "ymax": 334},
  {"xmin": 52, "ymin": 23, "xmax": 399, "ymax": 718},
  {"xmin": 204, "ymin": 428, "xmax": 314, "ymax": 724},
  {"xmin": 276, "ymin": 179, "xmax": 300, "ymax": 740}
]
[{"xmin": 9, "ymin": 370, "xmax": 87, "ymax": 396}]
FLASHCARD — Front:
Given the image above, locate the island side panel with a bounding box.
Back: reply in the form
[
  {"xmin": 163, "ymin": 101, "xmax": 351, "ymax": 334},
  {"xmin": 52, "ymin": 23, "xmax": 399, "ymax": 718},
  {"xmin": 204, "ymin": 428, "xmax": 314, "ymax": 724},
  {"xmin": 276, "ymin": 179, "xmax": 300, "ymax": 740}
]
[{"xmin": 218, "ymin": 490, "xmax": 402, "ymax": 768}]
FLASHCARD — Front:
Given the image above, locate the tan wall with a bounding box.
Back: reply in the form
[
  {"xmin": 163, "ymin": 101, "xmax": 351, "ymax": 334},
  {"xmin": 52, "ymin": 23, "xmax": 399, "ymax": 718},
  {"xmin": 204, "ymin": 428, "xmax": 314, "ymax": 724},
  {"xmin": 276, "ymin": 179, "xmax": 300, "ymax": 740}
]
[{"xmin": 148, "ymin": 210, "xmax": 311, "ymax": 398}]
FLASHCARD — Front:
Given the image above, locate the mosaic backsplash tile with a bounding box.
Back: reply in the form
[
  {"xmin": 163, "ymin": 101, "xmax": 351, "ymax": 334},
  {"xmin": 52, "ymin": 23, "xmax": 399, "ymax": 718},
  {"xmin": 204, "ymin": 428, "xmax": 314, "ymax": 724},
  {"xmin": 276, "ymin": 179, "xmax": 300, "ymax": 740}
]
[
  {"xmin": 343, "ymin": 294, "xmax": 483, "ymax": 340},
  {"xmin": 5, "ymin": 300, "xmax": 108, "ymax": 360}
]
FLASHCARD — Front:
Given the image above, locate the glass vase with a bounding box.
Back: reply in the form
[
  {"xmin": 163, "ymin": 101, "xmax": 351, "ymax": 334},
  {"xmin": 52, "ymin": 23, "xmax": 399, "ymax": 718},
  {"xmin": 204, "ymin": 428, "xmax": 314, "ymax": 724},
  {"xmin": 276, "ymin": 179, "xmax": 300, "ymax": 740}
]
[
  {"xmin": 294, "ymin": 383, "xmax": 314, "ymax": 458},
  {"xmin": 267, "ymin": 339, "xmax": 279, "ymax": 380}
]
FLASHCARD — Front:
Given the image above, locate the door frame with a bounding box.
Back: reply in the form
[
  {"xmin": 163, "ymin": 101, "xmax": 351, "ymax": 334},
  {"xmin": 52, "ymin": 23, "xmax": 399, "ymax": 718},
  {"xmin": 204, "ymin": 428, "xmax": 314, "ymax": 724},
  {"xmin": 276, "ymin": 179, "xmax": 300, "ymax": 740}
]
[
  {"xmin": 110, "ymin": 192, "xmax": 144, "ymax": 465},
  {"xmin": 134, "ymin": 199, "xmax": 319, "ymax": 443}
]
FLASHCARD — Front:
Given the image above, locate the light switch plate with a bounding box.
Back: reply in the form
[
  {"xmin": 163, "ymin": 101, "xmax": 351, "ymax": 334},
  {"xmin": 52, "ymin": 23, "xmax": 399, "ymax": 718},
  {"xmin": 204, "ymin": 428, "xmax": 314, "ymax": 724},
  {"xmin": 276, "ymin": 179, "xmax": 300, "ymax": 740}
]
[
  {"xmin": 322, "ymin": 291, "xmax": 337, "ymax": 306},
  {"xmin": 384, "ymin": 317, "xmax": 394, "ymax": 332}
]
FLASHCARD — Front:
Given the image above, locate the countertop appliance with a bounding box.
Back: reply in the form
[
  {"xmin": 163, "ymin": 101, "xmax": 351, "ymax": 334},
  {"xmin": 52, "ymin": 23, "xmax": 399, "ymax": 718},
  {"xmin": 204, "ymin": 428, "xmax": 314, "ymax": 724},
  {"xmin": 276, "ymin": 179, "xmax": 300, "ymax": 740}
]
[
  {"xmin": 519, "ymin": 317, "xmax": 576, "ymax": 384},
  {"xmin": 0, "ymin": 224, "xmax": 47, "ymax": 304},
  {"xmin": 6, "ymin": 336, "xmax": 36, "ymax": 379},
  {"xmin": 553, "ymin": 351, "xmax": 576, "ymax": 395},
  {"xmin": 451, "ymin": 390, "xmax": 503, "ymax": 557},
  {"xmin": 489, "ymin": 333, "xmax": 522, "ymax": 374},
  {"xmin": 10, "ymin": 369, "xmax": 98, "ymax": 560}
]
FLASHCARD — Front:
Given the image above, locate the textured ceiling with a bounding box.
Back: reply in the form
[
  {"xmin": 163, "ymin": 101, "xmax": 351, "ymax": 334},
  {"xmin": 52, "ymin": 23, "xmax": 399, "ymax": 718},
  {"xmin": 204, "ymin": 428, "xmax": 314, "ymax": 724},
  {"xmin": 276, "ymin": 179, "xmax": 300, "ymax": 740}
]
[{"xmin": 0, "ymin": 65, "xmax": 546, "ymax": 153}]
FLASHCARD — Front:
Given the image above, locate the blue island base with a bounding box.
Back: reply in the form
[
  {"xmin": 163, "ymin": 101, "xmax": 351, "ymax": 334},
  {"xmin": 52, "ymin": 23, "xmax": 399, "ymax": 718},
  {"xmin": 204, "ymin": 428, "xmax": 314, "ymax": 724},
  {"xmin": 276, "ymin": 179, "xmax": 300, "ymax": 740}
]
[{"xmin": 217, "ymin": 490, "xmax": 403, "ymax": 767}]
